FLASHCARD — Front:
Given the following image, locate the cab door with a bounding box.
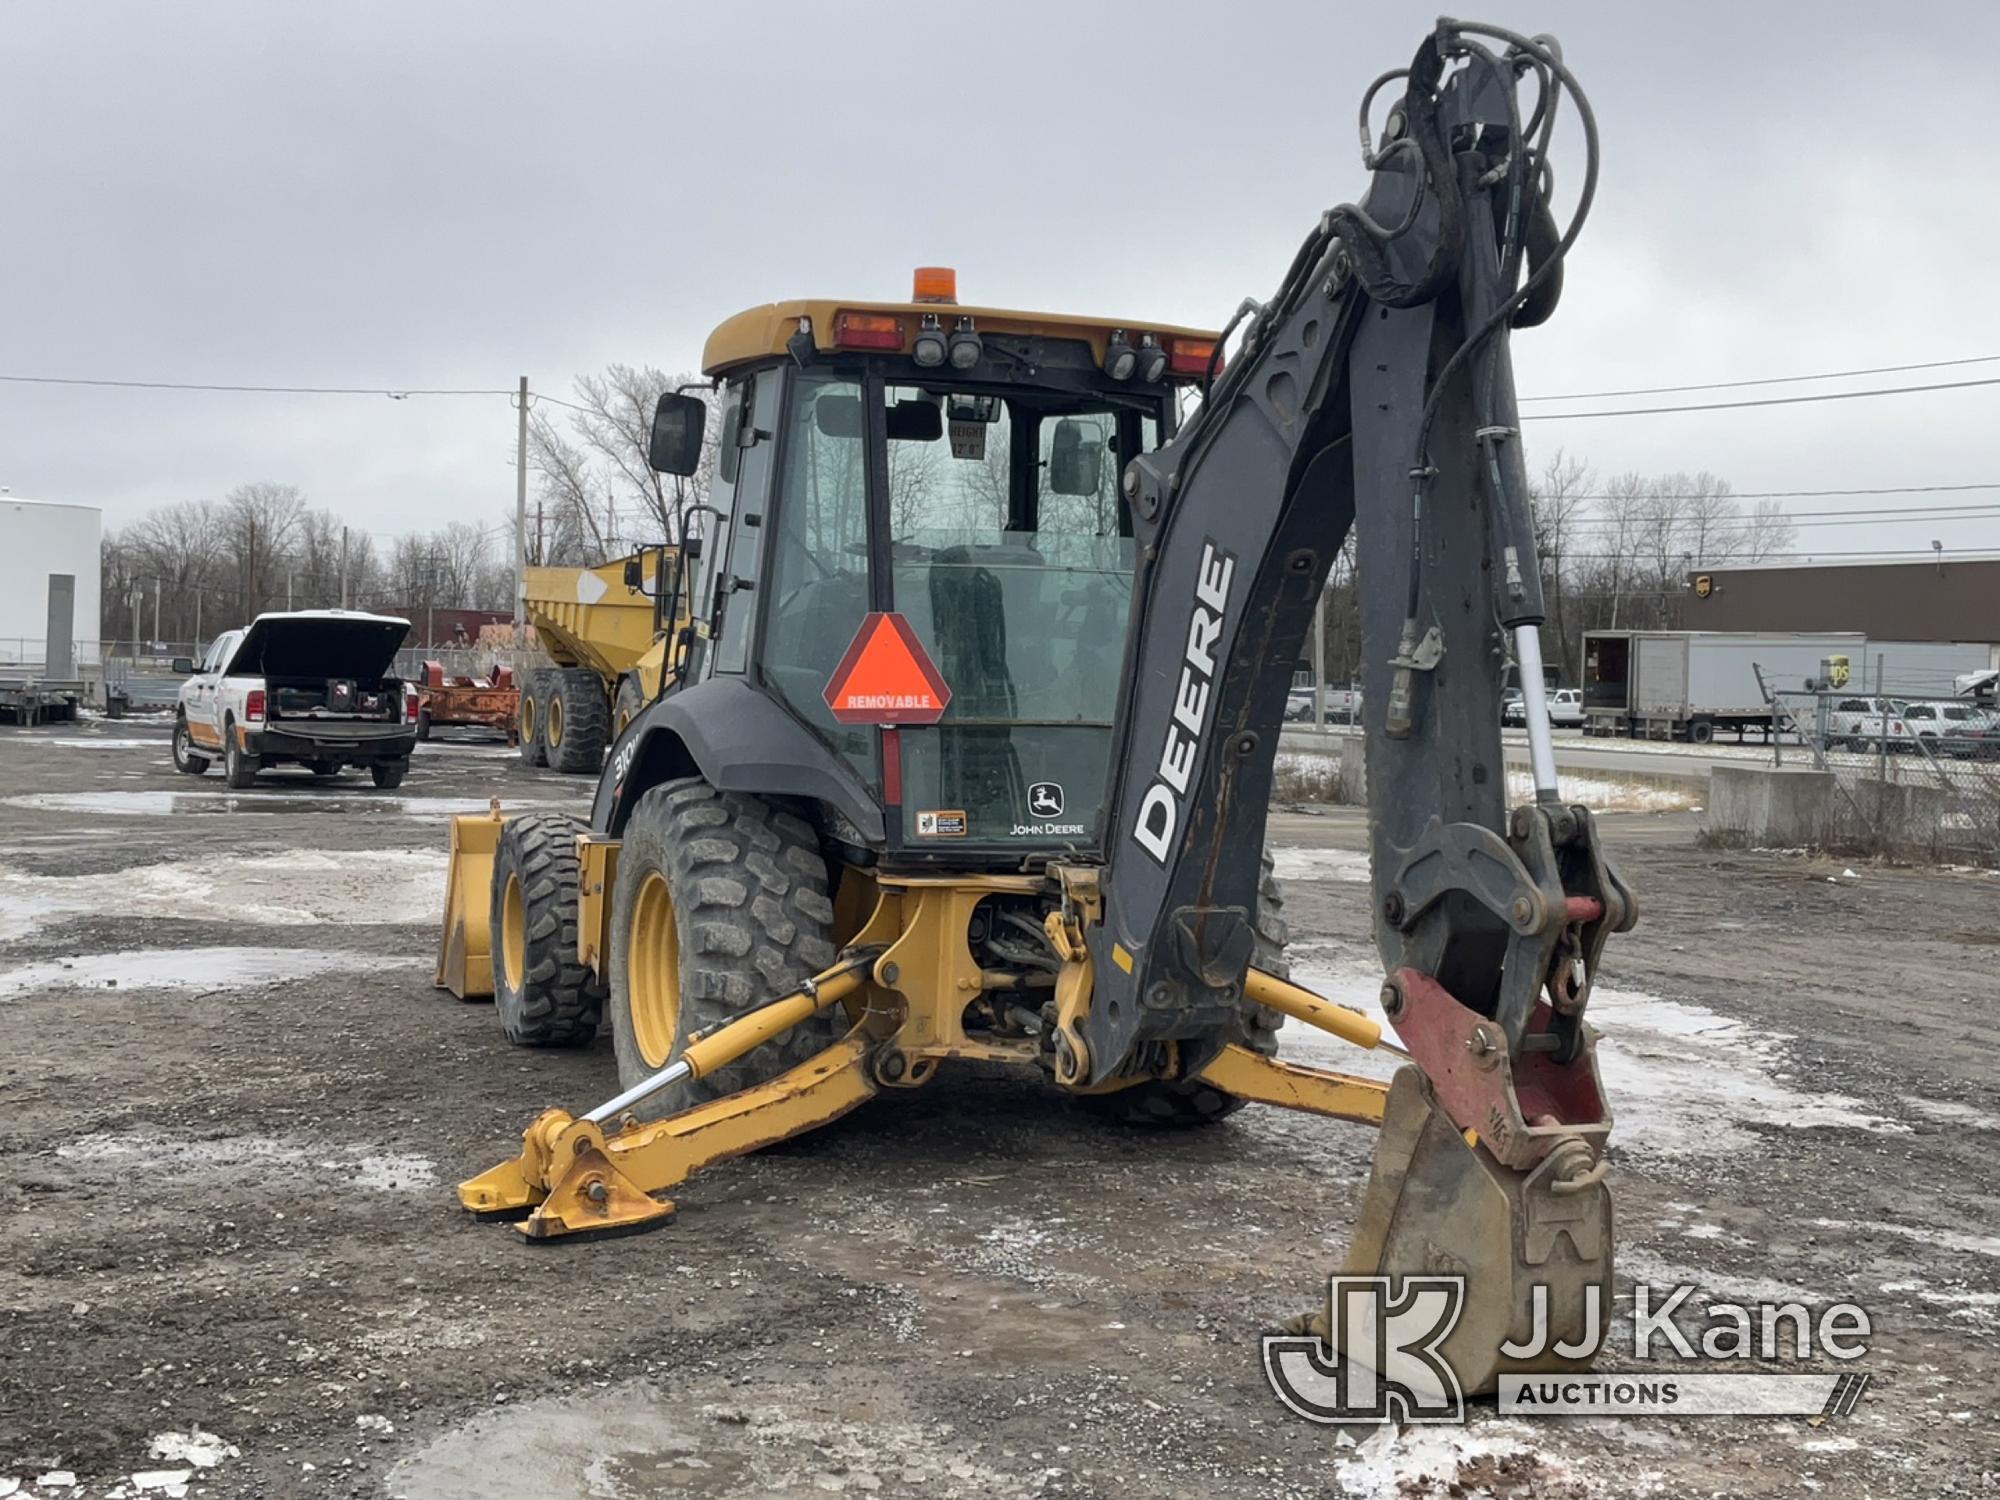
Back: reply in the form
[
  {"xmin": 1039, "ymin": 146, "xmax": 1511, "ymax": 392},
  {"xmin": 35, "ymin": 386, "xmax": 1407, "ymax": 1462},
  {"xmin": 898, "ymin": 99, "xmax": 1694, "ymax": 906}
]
[{"xmin": 187, "ymin": 631, "xmax": 237, "ymax": 749}]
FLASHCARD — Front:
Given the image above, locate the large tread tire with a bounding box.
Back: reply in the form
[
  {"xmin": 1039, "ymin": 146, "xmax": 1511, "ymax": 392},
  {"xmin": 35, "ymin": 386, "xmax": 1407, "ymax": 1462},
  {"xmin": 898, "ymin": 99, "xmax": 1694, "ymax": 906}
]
[
  {"xmin": 492, "ymin": 813, "xmax": 605, "ymax": 1047},
  {"xmin": 608, "ymin": 779, "xmax": 839, "ymax": 1119},
  {"xmin": 613, "ymin": 673, "xmax": 646, "ymax": 739},
  {"xmin": 222, "ymin": 725, "xmax": 259, "ymax": 789},
  {"xmin": 517, "ymin": 669, "xmax": 552, "ymax": 767},
  {"xmin": 1079, "ymin": 849, "xmax": 1288, "ymax": 1128},
  {"xmin": 171, "ymin": 715, "xmax": 209, "ymax": 776},
  {"xmin": 547, "ymin": 667, "xmax": 610, "ymax": 774}
]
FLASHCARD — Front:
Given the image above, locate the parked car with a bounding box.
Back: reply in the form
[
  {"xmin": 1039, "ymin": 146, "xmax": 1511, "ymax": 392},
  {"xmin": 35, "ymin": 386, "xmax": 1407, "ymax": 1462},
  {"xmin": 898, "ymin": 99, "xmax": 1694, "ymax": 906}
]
[
  {"xmin": 172, "ymin": 611, "xmax": 421, "ymax": 789},
  {"xmin": 1503, "ymin": 687, "xmax": 1583, "ymax": 728},
  {"xmin": 1902, "ymin": 700, "xmax": 2000, "ymax": 759},
  {"xmin": 1283, "ymin": 685, "xmax": 1362, "ymax": 723},
  {"xmin": 1826, "ymin": 696, "xmax": 1910, "ymax": 751}
]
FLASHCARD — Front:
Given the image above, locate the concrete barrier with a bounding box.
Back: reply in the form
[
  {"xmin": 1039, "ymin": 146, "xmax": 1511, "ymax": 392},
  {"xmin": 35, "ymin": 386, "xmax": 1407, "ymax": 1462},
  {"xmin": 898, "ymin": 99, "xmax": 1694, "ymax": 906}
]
[{"xmin": 1708, "ymin": 765, "xmax": 1836, "ymax": 846}]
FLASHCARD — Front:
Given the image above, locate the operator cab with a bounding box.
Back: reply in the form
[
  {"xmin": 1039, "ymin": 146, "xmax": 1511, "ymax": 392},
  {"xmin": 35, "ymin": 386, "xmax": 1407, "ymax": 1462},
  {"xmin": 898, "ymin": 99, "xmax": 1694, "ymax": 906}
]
[{"xmin": 645, "ymin": 269, "xmax": 1220, "ymax": 867}]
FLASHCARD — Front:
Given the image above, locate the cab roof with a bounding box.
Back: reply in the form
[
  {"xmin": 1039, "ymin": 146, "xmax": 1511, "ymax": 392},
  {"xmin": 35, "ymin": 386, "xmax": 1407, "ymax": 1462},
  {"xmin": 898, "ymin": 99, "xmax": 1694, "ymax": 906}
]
[{"xmin": 700, "ymin": 297, "xmax": 1222, "ymax": 379}]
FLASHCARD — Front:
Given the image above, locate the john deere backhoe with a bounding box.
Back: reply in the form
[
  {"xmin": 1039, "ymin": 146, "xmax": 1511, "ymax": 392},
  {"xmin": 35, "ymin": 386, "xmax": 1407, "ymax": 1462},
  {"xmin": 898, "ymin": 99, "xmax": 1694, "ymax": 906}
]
[{"xmin": 438, "ymin": 19, "xmax": 1630, "ymax": 1394}]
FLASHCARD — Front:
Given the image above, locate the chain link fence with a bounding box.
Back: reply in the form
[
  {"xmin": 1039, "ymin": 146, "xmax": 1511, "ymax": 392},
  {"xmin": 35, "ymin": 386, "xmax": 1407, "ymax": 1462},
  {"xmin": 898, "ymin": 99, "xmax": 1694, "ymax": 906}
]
[{"xmin": 1770, "ymin": 686, "xmax": 2000, "ymax": 865}]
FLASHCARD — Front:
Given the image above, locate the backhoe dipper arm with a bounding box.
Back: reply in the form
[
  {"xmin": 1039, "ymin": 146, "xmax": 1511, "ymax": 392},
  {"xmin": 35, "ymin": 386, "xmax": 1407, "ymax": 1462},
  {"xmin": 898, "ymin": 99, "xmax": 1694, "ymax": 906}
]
[{"xmin": 1081, "ymin": 20, "xmax": 1634, "ymax": 1100}]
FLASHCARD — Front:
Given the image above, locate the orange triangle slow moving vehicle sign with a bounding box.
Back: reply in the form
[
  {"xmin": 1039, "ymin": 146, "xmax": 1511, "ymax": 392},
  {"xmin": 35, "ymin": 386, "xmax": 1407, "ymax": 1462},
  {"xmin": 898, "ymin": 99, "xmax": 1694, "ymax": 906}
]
[{"xmin": 822, "ymin": 612, "xmax": 953, "ymax": 725}]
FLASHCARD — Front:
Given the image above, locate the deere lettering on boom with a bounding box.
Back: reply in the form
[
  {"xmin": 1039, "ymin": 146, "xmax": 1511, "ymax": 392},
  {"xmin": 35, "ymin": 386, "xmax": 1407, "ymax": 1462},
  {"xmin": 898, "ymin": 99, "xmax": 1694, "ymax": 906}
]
[{"xmin": 436, "ymin": 17, "xmax": 1630, "ymax": 1390}]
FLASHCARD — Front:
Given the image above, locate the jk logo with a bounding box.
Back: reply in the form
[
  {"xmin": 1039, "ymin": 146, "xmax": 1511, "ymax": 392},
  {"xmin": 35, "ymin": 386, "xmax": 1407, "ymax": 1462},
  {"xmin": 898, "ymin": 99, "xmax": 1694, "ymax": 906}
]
[{"xmin": 1263, "ymin": 1276, "xmax": 1467, "ymax": 1424}]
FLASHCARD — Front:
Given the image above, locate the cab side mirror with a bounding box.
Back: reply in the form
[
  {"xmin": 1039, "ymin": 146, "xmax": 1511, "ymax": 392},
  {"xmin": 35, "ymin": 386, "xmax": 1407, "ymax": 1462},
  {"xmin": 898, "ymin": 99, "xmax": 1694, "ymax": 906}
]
[
  {"xmin": 1048, "ymin": 418, "xmax": 1104, "ymax": 496},
  {"xmin": 172, "ymin": 656, "xmax": 196, "ymax": 674},
  {"xmin": 622, "ymin": 558, "xmax": 643, "ymax": 590},
  {"xmin": 648, "ymin": 392, "xmax": 707, "ymax": 476}
]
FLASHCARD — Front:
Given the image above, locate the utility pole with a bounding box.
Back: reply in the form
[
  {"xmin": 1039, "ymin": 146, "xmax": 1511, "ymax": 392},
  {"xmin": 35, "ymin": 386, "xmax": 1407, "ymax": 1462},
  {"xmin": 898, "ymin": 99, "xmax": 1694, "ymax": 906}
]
[
  {"xmin": 152, "ymin": 581, "xmax": 160, "ymax": 649},
  {"xmin": 339, "ymin": 526, "xmax": 350, "ymax": 609},
  {"xmin": 515, "ymin": 375, "xmax": 530, "ymax": 641},
  {"xmin": 536, "ymin": 502, "xmax": 545, "ymax": 565},
  {"xmin": 287, "ymin": 570, "xmax": 294, "ymax": 612},
  {"xmin": 1311, "ymin": 588, "xmax": 1326, "ymax": 729},
  {"xmin": 246, "ymin": 515, "xmax": 258, "ymax": 619}
]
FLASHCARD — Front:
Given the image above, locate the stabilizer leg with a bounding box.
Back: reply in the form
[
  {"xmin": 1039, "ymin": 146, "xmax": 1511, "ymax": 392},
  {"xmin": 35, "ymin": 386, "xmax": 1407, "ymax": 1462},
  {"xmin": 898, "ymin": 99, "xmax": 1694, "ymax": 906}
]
[
  {"xmin": 1193, "ymin": 1044, "xmax": 1388, "ymax": 1125},
  {"xmin": 458, "ymin": 1029, "xmax": 880, "ymax": 1241}
]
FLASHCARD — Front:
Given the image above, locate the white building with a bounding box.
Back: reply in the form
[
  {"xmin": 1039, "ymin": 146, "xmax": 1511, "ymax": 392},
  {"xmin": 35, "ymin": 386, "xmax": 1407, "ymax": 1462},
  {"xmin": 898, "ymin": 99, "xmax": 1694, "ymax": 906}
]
[{"xmin": 0, "ymin": 496, "xmax": 103, "ymax": 671}]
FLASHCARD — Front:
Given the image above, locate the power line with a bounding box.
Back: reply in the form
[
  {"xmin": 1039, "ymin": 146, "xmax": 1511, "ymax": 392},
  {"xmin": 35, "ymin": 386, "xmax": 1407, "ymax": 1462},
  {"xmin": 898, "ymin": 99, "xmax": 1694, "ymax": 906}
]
[
  {"xmin": 1525, "ymin": 375, "xmax": 2000, "ymax": 421},
  {"xmin": 1555, "ymin": 481, "xmax": 2000, "ymax": 501},
  {"xmin": 1520, "ymin": 353, "xmax": 2000, "ymax": 402},
  {"xmin": 0, "ymin": 373, "xmax": 513, "ymax": 398}
]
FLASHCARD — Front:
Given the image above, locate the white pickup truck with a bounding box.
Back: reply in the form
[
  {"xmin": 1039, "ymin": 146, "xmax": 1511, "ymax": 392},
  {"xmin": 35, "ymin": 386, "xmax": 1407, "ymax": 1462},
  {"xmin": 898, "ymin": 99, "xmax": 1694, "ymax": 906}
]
[{"xmin": 171, "ymin": 611, "xmax": 421, "ymax": 789}]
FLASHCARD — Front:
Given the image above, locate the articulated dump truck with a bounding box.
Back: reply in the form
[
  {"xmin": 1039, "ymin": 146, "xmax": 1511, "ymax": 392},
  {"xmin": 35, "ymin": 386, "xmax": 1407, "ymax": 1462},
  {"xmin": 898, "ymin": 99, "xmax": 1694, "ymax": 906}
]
[{"xmin": 517, "ymin": 545, "xmax": 685, "ymax": 773}]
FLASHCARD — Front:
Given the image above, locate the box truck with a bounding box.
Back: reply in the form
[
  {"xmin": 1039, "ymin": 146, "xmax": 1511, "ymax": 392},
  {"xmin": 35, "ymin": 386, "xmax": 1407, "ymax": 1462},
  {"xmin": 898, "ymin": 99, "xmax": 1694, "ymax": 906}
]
[{"xmin": 1581, "ymin": 630, "xmax": 1863, "ymax": 742}]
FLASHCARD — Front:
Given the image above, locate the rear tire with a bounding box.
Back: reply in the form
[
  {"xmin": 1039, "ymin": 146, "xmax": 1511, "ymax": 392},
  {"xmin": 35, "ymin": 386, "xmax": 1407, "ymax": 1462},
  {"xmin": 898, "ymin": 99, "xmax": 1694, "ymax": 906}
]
[
  {"xmin": 370, "ymin": 761, "xmax": 408, "ymax": 789},
  {"xmin": 613, "ymin": 673, "xmax": 645, "ymax": 739},
  {"xmin": 223, "ymin": 726, "xmax": 258, "ymax": 789},
  {"xmin": 1078, "ymin": 849, "xmax": 1288, "ymax": 1128},
  {"xmin": 608, "ymin": 779, "xmax": 840, "ymax": 1119},
  {"xmin": 547, "ymin": 667, "xmax": 610, "ymax": 774},
  {"xmin": 171, "ymin": 715, "xmax": 209, "ymax": 776},
  {"xmin": 415, "ymin": 707, "xmax": 432, "ymax": 742},
  {"xmin": 517, "ymin": 669, "xmax": 551, "ymax": 766},
  {"xmin": 491, "ymin": 813, "xmax": 605, "ymax": 1047}
]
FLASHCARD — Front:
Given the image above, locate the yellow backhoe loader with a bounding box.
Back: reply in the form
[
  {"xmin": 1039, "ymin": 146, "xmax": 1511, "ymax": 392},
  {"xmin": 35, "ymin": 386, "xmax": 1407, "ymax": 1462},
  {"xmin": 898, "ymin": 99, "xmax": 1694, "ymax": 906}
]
[{"xmin": 439, "ymin": 20, "xmax": 1630, "ymax": 1398}]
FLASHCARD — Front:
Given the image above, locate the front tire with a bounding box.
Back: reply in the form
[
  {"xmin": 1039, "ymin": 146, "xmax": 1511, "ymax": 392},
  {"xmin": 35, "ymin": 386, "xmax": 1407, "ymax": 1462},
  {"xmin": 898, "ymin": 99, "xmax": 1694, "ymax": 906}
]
[
  {"xmin": 491, "ymin": 813, "xmax": 605, "ymax": 1046},
  {"xmin": 608, "ymin": 780, "xmax": 840, "ymax": 1119},
  {"xmin": 613, "ymin": 674, "xmax": 645, "ymax": 738},
  {"xmin": 547, "ymin": 667, "xmax": 610, "ymax": 774},
  {"xmin": 171, "ymin": 716, "xmax": 209, "ymax": 776},
  {"xmin": 517, "ymin": 669, "xmax": 551, "ymax": 767},
  {"xmin": 1078, "ymin": 849, "xmax": 1288, "ymax": 1128}
]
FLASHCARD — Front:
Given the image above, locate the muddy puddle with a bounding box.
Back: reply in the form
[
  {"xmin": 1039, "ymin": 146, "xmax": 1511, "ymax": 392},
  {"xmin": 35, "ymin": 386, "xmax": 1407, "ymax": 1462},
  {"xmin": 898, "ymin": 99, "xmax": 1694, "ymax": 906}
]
[
  {"xmin": 0, "ymin": 945, "xmax": 422, "ymax": 1000},
  {"xmin": 1, "ymin": 847, "xmax": 451, "ymax": 938},
  {"xmin": 0, "ymin": 790, "xmax": 578, "ymax": 819}
]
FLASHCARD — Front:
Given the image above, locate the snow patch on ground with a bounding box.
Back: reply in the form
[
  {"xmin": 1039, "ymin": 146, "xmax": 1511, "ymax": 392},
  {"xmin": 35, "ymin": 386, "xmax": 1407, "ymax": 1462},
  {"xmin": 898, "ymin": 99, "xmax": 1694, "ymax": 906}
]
[
  {"xmin": 1268, "ymin": 845, "xmax": 1371, "ymax": 883},
  {"xmin": 1275, "ymin": 949, "xmax": 1910, "ymax": 1171},
  {"xmin": 1900, "ymin": 1096, "xmax": 2000, "ymax": 1131},
  {"xmin": 0, "ymin": 848, "xmax": 449, "ymax": 940},
  {"xmin": 0, "ymin": 946, "xmax": 421, "ymax": 1001},
  {"xmin": 57, "ymin": 1128, "xmax": 436, "ymax": 1193},
  {"xmin": 1335, "ymin": 1419, "xmax": 1571, "ymax": 1498}
]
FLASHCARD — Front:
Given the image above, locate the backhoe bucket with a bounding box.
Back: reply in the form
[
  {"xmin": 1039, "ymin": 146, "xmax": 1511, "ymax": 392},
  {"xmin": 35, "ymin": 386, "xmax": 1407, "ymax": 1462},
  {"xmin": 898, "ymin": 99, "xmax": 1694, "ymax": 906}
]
[
  {"xmin": 435, "ymin": 802, "xmax": 506, "ymax": 999},
  {"xmin": 1334, "ymin": 1066, "xmax": 1613, "ymax": 1396}
]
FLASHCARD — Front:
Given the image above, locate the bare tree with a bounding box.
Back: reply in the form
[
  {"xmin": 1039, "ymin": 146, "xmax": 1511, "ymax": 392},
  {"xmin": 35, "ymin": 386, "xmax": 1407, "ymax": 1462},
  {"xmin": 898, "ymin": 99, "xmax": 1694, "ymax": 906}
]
[
  {"xmin": 221, "ymin": 482, "xmax": 307, "ymax": 617},
  {"xmin": 523, "ymin": 365, "xmax": 716, "ymax": 563}
]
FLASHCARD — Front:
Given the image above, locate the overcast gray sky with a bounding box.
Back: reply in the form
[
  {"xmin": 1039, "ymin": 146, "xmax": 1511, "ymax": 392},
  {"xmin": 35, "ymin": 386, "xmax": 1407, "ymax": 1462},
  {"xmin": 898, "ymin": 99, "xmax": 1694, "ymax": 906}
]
[{"xmin": 4, "ymin": 0, "xmax": 1997, "ymax": 561}]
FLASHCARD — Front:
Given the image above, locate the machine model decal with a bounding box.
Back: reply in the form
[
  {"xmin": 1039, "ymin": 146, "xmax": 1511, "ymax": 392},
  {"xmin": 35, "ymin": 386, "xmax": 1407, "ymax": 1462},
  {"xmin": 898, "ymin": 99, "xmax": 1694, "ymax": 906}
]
[
  {"xmin": 823, "ymin": 612, "xmax": 953, "ymax": 726},
  {"xmin": 1132, "ymin": 540, "xmax": 1236, "ymax": 865}
]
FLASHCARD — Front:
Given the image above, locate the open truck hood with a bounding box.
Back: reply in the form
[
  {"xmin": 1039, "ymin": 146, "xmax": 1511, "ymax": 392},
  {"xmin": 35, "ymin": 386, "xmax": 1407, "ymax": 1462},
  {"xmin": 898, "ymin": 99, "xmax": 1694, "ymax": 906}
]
[{"xmin": 223, "ymin": 611, "xmax": 412, "ymax": 680}]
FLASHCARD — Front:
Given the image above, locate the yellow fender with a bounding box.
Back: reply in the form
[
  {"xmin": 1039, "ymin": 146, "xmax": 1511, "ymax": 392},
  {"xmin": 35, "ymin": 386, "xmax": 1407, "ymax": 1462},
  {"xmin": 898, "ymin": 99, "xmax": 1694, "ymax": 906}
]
[{"xmin": 436, "ymin": 800, "xmax": 506, "ymax": 999}]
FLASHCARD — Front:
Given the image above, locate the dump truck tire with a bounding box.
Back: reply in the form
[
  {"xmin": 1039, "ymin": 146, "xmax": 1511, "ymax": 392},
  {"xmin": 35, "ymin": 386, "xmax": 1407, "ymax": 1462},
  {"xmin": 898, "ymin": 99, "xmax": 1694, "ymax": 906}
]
[
  {"xmin": 608, "ymin": 779, "xmax": 840, "ymax": 1119},
  {"xmin": 415, "ymin": 707, "xmax": 432, "ymax": 742},
  {"xmin": 171, "ymin": 714, "xmax": 209, "ymax": 776},
  {"xmin": 491, "ymin": 812, "xmax": 605, "ymax": 1047},
  {"xmin": 613, "ymin": 673, "xmax": 645, "ymax": 738},
  {"xmin": 547, "ymin": 668, "xmax": 609, "ymax": 774},
  {"xmin": 517, "ymin": 669, "xmax": 552, "ymax": 766},
  {"xmin": 1078, "ymin": 849, "xmax": 1287, "ymax": 1128}
]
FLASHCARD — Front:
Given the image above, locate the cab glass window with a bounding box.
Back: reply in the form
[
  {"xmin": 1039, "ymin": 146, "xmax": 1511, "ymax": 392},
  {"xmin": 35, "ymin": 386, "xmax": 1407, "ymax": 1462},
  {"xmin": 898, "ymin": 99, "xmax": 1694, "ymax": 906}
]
[{"xmin": 759, "ymin": 372, "xmax": 876, "ymax": 781}]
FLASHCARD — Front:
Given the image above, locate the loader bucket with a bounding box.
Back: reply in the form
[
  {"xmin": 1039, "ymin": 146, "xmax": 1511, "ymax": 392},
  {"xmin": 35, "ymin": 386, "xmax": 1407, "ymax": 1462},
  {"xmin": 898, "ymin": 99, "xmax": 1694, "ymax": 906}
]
[
  {"xmin": 1334, "ymin": 1067, "xmax": 1613, "ymax": 1396},
  {"xmin": 436, "ymin": 801, "xmax": 506, "ymax": 999}
]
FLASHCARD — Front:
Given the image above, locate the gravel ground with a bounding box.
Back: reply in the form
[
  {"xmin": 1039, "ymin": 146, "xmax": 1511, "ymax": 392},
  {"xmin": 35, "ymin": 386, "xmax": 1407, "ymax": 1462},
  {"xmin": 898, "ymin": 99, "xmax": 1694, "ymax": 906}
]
[{"xmin": 1, "ymin": 719, "xmax": 1995, "ymax": 1498}]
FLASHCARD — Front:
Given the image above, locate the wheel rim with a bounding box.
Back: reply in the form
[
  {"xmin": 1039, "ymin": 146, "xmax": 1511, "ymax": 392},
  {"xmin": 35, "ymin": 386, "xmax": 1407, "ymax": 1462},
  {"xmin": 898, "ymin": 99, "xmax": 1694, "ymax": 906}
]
[
  {"xmin": 500, "ymin": 872, "xmax": 527, "ymax": 992},
  {"xmin": 520, "ymin": 696, "xmax": 537, "ymax": 744},
  {"xmin": 174, "ymin": 723, "xmax": 188, "ymax": 761},
  {"xmin": 547, "ymin": 695, "xmax": 564, "ymax": 747},
  {"xmin": 627, "ymin": 870, "xmax": 682, "ymax": 1068}
]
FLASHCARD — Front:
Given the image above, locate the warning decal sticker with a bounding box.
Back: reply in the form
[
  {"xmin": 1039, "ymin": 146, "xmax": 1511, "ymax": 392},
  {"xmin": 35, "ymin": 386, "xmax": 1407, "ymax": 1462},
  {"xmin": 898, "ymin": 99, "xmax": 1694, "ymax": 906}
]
[{"xmin": 822, "ymin": 612, "xmax": 953, "ymax": 726}]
